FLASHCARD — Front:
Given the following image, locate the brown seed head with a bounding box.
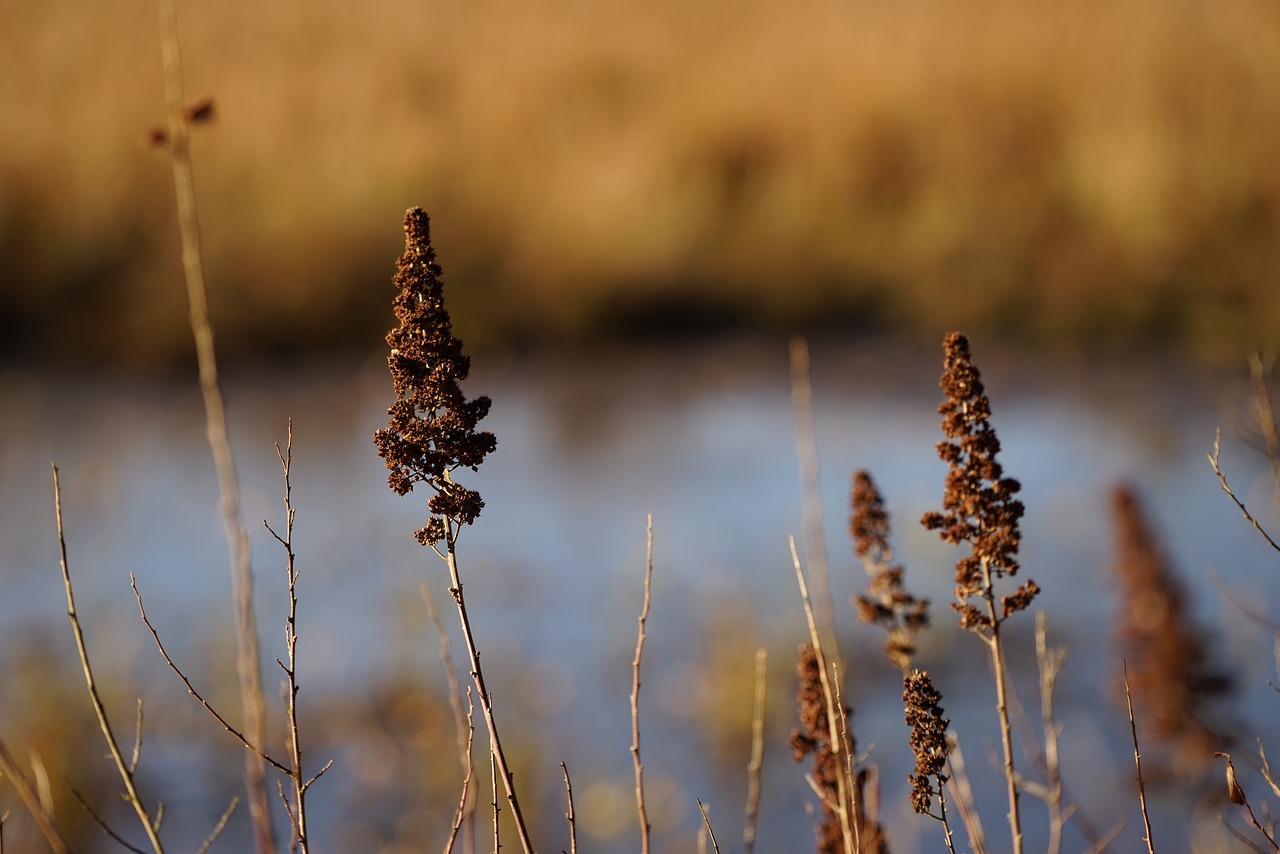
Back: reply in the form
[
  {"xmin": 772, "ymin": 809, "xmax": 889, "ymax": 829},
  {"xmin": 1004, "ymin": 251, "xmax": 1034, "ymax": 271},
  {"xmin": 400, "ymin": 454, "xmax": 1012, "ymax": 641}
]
[{"xmin": 373, "ymin": 208, "xmax": 497, "ymax": 546}]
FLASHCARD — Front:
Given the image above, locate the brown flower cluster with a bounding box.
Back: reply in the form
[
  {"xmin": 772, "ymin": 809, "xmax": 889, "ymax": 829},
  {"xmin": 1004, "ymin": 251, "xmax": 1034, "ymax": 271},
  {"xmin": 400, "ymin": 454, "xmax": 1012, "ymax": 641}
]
[
  {"xmin": 373, "ymin": 208, "xmax": 497, "ymax": 547},
  {"xmin": 851, "ymin": 470, "xmax": 930, "ymax": 670},
  {"xmin": 1112, "ymin": 484, "xmax": 1230, "ymax": 775},
  {"xmin": 903, "ymin": 669, "xmax": 951, "ymax": 816},
  {"xmin": 921, "ymin": 332, "xmax": 1037, "ymax": 633}
]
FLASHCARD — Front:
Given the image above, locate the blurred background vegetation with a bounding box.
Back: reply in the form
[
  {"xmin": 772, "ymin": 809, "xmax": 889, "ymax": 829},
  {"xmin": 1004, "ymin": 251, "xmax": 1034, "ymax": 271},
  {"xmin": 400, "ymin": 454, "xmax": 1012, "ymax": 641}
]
[{"xmin": 3, "ymin": 0, "xmax": 1280, "ymax": 370}]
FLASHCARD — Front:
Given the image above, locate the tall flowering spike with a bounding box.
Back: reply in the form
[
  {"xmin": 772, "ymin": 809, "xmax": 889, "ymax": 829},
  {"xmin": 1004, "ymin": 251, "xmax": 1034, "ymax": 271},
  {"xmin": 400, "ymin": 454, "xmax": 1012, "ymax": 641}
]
[
  {"xmin": 373, "ymin": 207, "xmax": 497, "ymax": 546},
  {"xmin": 921, "ymin": 333, "xmax": 1037, "ymax": 631}
]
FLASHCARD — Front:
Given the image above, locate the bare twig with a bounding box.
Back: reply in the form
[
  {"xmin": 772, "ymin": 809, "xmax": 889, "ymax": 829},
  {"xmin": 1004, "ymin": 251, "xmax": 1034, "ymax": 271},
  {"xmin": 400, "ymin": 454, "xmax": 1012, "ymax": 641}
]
[
  {"xmin": 561, "ymin": 762, "xmax": 577, "ymax": 854},
  {"xmin": 790, "ymin": 537, "xmax": 858, "ymax": 853},
  {"xmin": 443, "ymin": 689, "xmax": 477, "ymax": 854},
  {"xmin": 697, "ymin": 799, "xmax": 722, "ymax": 854},
  {"xmin": 155, "ymin": 2, "xmax": 273, "ymax": 848},
  {"xmin": 132, "ymin": 576, "xmax": 290, "ymax": 775},
  {"xmin": 264, "ymin": 423, "xmax": 326, "ymax": 853},
  {"xmin": 1210, "ymin": 430, "xmax": 1280, "ymax": 554},
  {"xmin": 0, "ymin": 738, "xmax": 68, "ymax": 854},
  {"xmin": 53, "ymin": 465, "xmax": 166, "ymax": 853},
  {"xmin": 68, "ymin": 781, "xmax": 148, "ymax": 854},
  {"xmin": 490, "ymin": 752, "xmax": 501, "ymax": 854},
  {"xmin": 632, "ymin": 515, "xmax": 655, "ymax": 854},
  {"xmin": 195, "ymin": 798, "xmax": 240, "ymax": 854},
  {"xmin": 1124, "ymin": 662, "xmax": 1156, "ymax": 854},
  {"xmin": 743, "ymin": 648, "xmax": 766, "ymax": 854}
]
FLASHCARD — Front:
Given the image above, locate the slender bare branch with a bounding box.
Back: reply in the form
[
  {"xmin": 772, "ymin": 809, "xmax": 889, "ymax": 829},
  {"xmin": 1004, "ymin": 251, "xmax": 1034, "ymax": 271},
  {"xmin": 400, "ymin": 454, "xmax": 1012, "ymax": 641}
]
[
  {"xmin": 1124, "ymin": 662, "xmax": 1156, "ymax": 854},
  {"xmin": 1210, "ymin": 430, "xmax": 1280, "ymax": 553},
  {"xmin": 631, "ymin": 515, "xmax": 655, "ymax": 854},
  {"xmin": 131, "ymin": 576, "xmax": 290, "ymax": 775},
  {"xmin": 423, "ymin": 580, "xmax": 476, "ymax": 852},
  {"xmin": 195, "ymin": 798, "xmax": 240, "ymax": 854},
  {"xmin": 443, "ymin": 689, "xmax": 477, "ymax": 854},
  {"xmin": 561, "ymin": 762, "xmax": 578, "ymax": 854},
  {"xmin": 945, "ymin": 739, "xmax": 989, "ymax": 854},
  {"xmin": 697, "ymin": 799, "xmax": 722, "ymax": 854},
  {"xmin": 53, "ymin": 465, "xmax": 166, "ymax": 853},
  {"xmin": 68, "ymin": 781, "xmax": 148, "ymax": 854}
]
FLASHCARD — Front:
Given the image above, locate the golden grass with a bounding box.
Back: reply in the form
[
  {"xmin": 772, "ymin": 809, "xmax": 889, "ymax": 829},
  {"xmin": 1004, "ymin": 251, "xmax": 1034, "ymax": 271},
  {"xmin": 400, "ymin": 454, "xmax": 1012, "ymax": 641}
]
[{"xmin": 5, "ymin": 0, "xmax": 1280, "ymax": 364}]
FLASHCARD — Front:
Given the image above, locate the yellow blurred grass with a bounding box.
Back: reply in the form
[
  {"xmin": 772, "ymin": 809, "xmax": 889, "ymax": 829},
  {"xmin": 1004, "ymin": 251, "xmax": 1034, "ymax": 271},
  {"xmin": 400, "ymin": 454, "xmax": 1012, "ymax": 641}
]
[{"xmin": 3, "ymin": 0, "xmax": 1279, "ymax": 363}]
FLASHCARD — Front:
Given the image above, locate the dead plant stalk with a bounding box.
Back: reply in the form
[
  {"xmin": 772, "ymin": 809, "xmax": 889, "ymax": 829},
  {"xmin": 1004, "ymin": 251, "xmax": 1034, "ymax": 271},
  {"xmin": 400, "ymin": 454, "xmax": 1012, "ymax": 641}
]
[{"xmin": 155, "ymin": 1, "xmax": 272, "ymax": 848}]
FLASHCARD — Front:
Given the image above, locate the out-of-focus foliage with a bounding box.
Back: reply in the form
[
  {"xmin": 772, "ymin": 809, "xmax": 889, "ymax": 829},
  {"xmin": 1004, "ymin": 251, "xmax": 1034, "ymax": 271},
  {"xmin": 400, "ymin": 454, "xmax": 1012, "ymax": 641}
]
[{"xmin": 4, "ymin": 0, "xmax": 1279, "ymax": 367}]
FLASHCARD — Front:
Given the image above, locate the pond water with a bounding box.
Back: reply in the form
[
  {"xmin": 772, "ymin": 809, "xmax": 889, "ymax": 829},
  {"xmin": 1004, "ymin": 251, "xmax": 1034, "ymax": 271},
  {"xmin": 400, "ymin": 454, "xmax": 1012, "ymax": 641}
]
[{"xmin": 2, "ymin": 337, "xmax": 1277, "ymax": 853}]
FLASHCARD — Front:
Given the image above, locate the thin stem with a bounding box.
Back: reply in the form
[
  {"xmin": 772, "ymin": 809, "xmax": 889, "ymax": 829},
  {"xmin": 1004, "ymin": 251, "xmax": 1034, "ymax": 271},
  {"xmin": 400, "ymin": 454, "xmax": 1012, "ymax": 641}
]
[
  {"xmin": 443, "ymin": 517, "xmax": 535, "ymax": 854},
  {"xmin": 978, "ymin": 557, "xmax": 1022, "ymax": 854},
  {"xmin": 424, "ymin": 583, "xmax": 477, "ymax": 854},
  {"xmin": 1210, "ymin": 430, "xmax": 1280, "ymax": 554},
  {"xmin": 1124, "ymin": 662, "xmax": 1156, "ymax": 854},
  {"xmin": 631, "ymin": 515, "xmax": 654, "ymax": 854},
  {"xmin": 561, "ymin": 763, "xmax": 578, "ymax": 854},
  {"xmin": 946, "ymin": 739, "xmax": 989, "ymax": 854},
  {"xmin": 1035, "ymin": 613, "xmax": 1066, "ymax": 854},
  {"xmin": 697, "ymin": 800, "xmax": 722, "ymax": 854},
  {"xmin": 742, "ymin": 648, "xmax": 766, "ymax": 854},
  {"xmin": 132, "ymin": 577, "xmax": 291, "ymax": 776},
  {"xmin": 53, "ymin": 465, "xmax": 166, "ymax": 854},
  {"xmin": 443, "ymin": 689, "xmax": 477, "ymax": 854},
  {"xmin": 155, "ymin": 2, "xmax": 273, "ymax": 849},
  {"xmin": 791, "ymin": 538, "xmax": 858, "ymax": 854},
  {"xmin": 195, "ymin": 799, "xmax": 240, "ymax": 854}
]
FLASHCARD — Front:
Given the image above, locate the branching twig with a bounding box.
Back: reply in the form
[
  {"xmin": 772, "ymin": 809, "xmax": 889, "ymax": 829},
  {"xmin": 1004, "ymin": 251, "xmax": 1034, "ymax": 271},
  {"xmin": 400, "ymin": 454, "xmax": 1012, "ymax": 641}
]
[
  {"xmin": 1217, "ymin": 752, "xmax": 1280, "ymax": 851},
  {"xmin": 1124, "ymin": 662, "xmax": 1156, "ymax": 854},
  {"xmin": 68, "ymin": 782, "xmax": 148, "ymax": 854},
  {"xmin": 53, "ymin": 465, "xmax": 166, "ymax": 853},
  {"xmin": 631, "ymin": 515, "xmax": 655, "ymax": 854},
  {"xmin": 132, "ymin": 576, "xmax": 290, "ymax": 775},
  {"xmin": 1035, "ymin": 613, "xmax": 1067, "ymax": 854},
  {"xmin": 264, "ymin": 423, "xmax": 328, "ymax": 853}
]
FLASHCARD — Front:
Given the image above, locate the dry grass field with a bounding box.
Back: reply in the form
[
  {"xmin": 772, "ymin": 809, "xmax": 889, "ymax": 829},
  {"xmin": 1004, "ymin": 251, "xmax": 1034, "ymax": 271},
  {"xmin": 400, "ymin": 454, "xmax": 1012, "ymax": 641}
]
[{"xmin": 3, "ymin": 0, "xmax": 1280, "ymax": 367}]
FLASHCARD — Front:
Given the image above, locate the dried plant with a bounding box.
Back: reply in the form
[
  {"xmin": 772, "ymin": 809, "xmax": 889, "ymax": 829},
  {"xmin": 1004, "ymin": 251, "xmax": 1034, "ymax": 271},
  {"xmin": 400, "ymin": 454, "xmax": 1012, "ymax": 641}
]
[
  {"xmin": 921, "ymin": 331, "xmax": 1037, "ymax": 854},
  {"xmin": 1112, "ymin": 484, "xmax": 1231, "ymax": 776},
  {"xmin": 372, "ymin": 208, "xmax": 532, "ymax": 854},
  {"xmin": 850, "ymin": 470, "xmax": 929, "ymax": 671},
  {"xmin": 903, "ymin": 670, "xmax": 956, "ymax": 852}
]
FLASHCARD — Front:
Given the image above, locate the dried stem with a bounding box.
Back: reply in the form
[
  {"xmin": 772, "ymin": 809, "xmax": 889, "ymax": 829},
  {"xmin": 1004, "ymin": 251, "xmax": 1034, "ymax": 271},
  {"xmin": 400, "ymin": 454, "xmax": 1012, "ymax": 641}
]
[
  {"xmin": 561, "ymin": 762, "xmax": 578, "ymax": 854},
  {"xmin": 697, "ymin": 799, "xmax": 722, "ymax": 854},
  {"xmin": 1123, "ymin": 662, "xmax": 1156, "ymax": 854},
  {"xmin": 743, "ymin": 647, "xmax": 767, "ymax": 854},
  {"xmin": 53, "ymin": 465, "xmax": 166, "ymax": 853},
  {"xmin": 632, "ymin": 515, "xmax": 655, "ymax": 854},
  {"xmin": 443, "ymin": 517, "xmax": 535, "ymax": 854},
  {"xmin": 1035, "ymin": 613, "xmax": 1067, "ymax": 854},
  {"xmin": 790, "ymin": 537, "xmax": 858, "ymax": 853},
  {"xmin": 155, "ymin": 3, "xmax": 272, "ymax": 848},
  {"xmin": 945, "ymin": 740, "xmax": 989, "ymax": 854}
]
